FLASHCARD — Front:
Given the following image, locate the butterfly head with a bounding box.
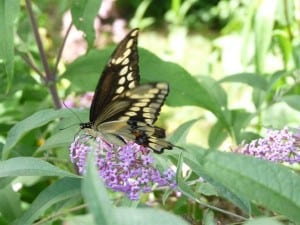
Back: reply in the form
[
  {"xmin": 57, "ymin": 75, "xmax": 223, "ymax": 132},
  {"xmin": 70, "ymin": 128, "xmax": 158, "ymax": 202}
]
[{"xmin": 80, "ymin": 122, "xmax": 93, "ymax": 129}]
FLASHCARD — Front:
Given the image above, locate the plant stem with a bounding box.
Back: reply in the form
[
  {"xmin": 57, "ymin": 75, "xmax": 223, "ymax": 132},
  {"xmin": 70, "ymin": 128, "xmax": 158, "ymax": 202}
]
[
  {"xmin": 53, "ymin": 22, "xmax": 73, "ymax": 76},
  {"xmin": 25, "ymin": 0, "xmax": 61, "ymax": 109}
]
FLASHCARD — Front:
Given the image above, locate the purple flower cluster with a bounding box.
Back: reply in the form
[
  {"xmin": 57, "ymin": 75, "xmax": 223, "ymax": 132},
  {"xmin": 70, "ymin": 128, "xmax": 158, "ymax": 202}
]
[
  {"xmin": 236, "ymin": 128, "xmax": 300, "ymax": 164},
  {"xmin": 69, "ymin": 134, "xmax": 176, "ymax": 200}
]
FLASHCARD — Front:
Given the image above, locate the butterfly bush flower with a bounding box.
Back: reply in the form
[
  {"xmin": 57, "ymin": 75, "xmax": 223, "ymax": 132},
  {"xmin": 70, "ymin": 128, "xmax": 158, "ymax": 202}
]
[
  {"xmin": 69, "ymin": 134, "xmax": 176, "ymax": 200},
  {"xmin": 235, "ymin": 127, "xmax": 300, "ymax": 164}
]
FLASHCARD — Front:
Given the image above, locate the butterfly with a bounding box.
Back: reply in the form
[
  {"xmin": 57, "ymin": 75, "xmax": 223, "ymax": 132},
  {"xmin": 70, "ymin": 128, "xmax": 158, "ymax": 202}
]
[{"xmin": 80, "ymin": 28, "xmax": 174, "ymax": 153}]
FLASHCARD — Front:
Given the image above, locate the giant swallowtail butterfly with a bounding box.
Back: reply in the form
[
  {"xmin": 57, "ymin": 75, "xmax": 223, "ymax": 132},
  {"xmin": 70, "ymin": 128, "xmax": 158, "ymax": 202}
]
[{"xmin": 80, "ymin": 28, "xmax": 173, "ymax": 153}]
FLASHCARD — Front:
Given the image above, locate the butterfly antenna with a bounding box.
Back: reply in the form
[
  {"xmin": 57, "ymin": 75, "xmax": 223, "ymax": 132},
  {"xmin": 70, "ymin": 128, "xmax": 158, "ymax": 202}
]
[
  {"xmin": 63, "ymin": 101, "xmax": 83, "ymax": 122},
  {"xmin": 59, "ymin": 101, "xmax": 83, "ymax": 130}
]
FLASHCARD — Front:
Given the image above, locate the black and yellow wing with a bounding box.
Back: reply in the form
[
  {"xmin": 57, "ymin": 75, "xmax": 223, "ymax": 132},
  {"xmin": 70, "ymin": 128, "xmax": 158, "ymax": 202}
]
[{"xmin": 80, "ymin": 28, "xmax": 173, "ymax": 153}]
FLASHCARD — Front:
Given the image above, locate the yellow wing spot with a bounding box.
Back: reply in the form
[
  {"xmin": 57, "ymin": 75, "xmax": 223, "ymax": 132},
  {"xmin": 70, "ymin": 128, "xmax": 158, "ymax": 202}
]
[
  {"xmin": 123, "ymin": 49, "xmax": 131, "ymax": 58},
  {"xmin": 146, "ymin": 93, "xmax": 155, "ymax": 98},
  {"xmin": 134, "ymin": 102, "xmax": 148, "ymax": 107},
  {"xmin": 126, "ymin": 39, "xmax": 134, "ymax": 49},
  {"xmin": 148, "ymin": 137, "xmax": 157, "ymax": 142},
  {"xmin": 143, "ymin": 112, "xmax": 153, "ymax": 118},
  {"xmin": 155, "ymin": 98, "xmax": 163, "ymax": 103},
  {"xmin": 149, "ymin": 103, "xmax": 161, "ymax": 108},
  {"xmin": 149, "ymin": 88, "xmax": 159, "ymax": 94},
  {"xmin": 125, "ymin": 111, "xmax": 137, "ymax": 116},
  {"xmin": 157, "ymin": 94, "xmax": 166, "ymax": 99},
  {"xmin": 145, "ymin": 118, "xmax": 153, "ymax": 124},
  {"xmin": 119, "ymin": 66, "xmax": 128, "ymax": 76},
  {"xmin": 128, "ymin": 81, "xmax": 135, "ymax": 89},
  {"xmin": 114, "ymin": 57, "xmax": 123, "ymax": 65},
  {"xmin": 122, "ymin": 58, "xmax": 129, "ymax": 65},
  {"xmin": 143, "ymin": 107, "xmax": 155, "ymax": 113},
  {"xmin": 160, "ymin": 90, "xmax": 168, "ymax": 95},
  {"xmin": 127, "ymin": 72, "xmax": 134, "ymax": 81},
  {"xmin": 130, "ymin": 106, "xmax": 140, "ymax": 111},
  {"xmin": 156, "ymin": 83, "xmax": 168, "ymax": 89},
  {"xmin": 118, "ymin": 76, "xmax": 126, "ymax": 85},
  {"xmin": 131, "ymin": 29, "xmax": 139, "ymax": 37},
  {"xmin": 116, "ymin": 86, "xmax": 125, "ymax": 94},
  {"xmin": 140, "ymin": 98, "xmax": 150, "ymax": 103}
]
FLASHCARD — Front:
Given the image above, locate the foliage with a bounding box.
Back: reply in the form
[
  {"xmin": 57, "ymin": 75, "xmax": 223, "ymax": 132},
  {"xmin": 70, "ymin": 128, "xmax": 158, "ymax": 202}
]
[{"xmin": 0, "ymin": 0, "xmax": 300, "ymax": 225}]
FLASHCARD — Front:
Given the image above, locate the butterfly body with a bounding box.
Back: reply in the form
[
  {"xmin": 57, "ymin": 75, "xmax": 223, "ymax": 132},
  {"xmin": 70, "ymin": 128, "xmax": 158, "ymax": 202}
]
[{"xmin": 80, "ymin": 28, "xmax": 173, "ymax": 153}]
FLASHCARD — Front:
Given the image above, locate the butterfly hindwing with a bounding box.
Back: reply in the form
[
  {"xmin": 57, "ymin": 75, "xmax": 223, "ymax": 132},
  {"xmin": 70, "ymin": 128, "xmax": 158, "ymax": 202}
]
[{"xmin": 116, "ymin": 82, "xmax": 169, "ymax": 125}]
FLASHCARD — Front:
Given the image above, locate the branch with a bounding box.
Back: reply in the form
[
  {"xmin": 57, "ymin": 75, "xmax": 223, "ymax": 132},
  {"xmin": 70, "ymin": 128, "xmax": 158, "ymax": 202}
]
[
  {"xmin": 19, "ymin": 53, "xmax": 46, "ymax": 82},
  {"xmin": 53, "ymin": 22, "xmax": 73, "ymax": 76},
  {"xmin": 25, "ymin": 0, "xmax": 61, "ymax": 109}
]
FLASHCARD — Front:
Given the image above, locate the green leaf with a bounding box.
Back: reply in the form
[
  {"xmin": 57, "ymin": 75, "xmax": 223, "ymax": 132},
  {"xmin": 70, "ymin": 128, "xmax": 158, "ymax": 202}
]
[
  {"xmin": 292, "ymin": 43, "xmax": 300, "ymax": 69},
  {"xmin": 71, "ymin": 0, "xmax": 102, "ymax": 47},
  {"xmin": 169, "ymin": 118, "xmax": 199, "ymax": 144},
  {"xmin": 254, "ymin": 0, "xmax": 277, "ymax": 73},
  {"xmin": 282, "ymin": 95, "xmax": 300, "ymax": 111},
  {"xmin": 37, "ymin": 127, "xmax": 75, "ymax": 152},
  {"xmin": 83, "ymin": 153, "xmax": 115, "ymax": 225},
  {"xmin": 0, "ymin": 0, "xmax": 20, "ymax": 92},
  {"xmin": 219, "ymin": 73, "xmax": 268, "ymax": 90},
  {"xmin": 208, "ymin": 121, "xmax": 228, "ymax": 149},
  {"xmin": 0, "ymin": 157, "xmax": 77, "ymax": 178},
  {"xmin": 0, "ymin": 186, "xmax": 21, "ymax": 223},
  {"xmin": 2, "ymin": 108, "xmax": 73, "ymax": 159},
  {"xmin": 186, "ymin": 145, "xmax": 300, "ymax": 224},
  {"xmin": 15, "ymin": 177, "xmax": 81, "ymax": 225},
  {"xmin": 274, "ymin": 30, "xmax": 292, "ymax": 69},
  {"xmin": 184, "ymin": 147, "xmax": 251, "ymax": 213}
]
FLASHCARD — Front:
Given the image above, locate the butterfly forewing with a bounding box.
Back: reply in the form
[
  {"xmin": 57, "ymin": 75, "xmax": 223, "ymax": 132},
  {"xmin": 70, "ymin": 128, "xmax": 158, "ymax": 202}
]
[{"xmin": 89, "ymin": 29, "xmax": 140, "ymax": 123}]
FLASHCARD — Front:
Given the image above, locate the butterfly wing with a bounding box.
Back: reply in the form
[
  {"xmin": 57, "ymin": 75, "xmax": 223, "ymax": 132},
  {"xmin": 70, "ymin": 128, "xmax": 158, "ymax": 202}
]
[
  {"xmin": 93, "ymin": 82, "xmax": 172, "ymax": 153},
  {"xmin": 89, "ymin": 29, "xmax": 140, "ymax": 123},
  {"xmin": 83, "ymin": 28, "xmax": 174, "ymax": 153},
  {"xmin": 95, "ymin": 82, "xmax": 169, "ymax": 124}
]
